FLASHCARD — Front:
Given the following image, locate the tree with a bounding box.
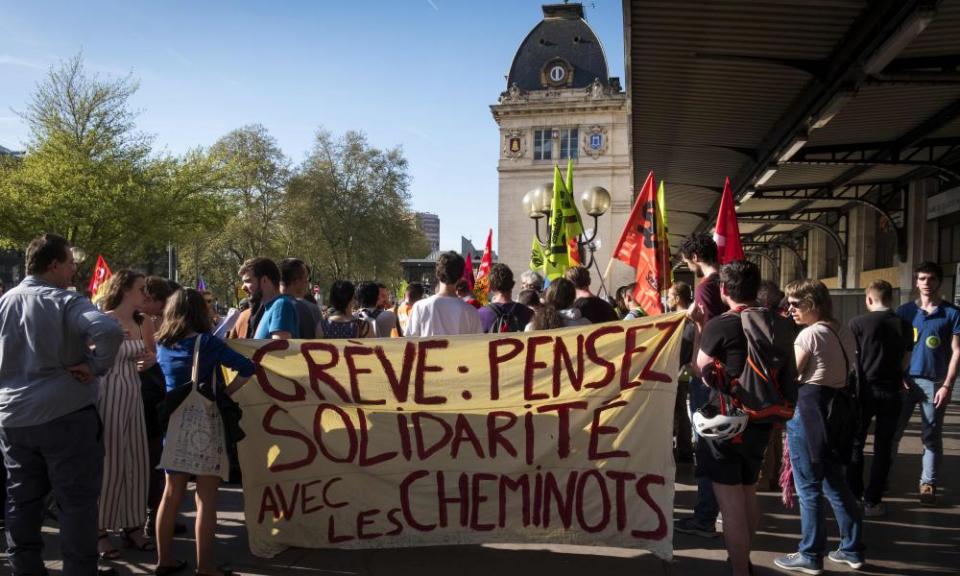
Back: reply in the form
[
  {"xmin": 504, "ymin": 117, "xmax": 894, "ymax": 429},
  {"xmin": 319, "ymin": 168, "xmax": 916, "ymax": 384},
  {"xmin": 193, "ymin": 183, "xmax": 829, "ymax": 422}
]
[
  {"xmin": 176, "ymin": 125, "xmax": 291, "ymax": 304},
  {"xmin": 0, "ymin": 54, "xmax": 222, "ymax": 281},
  {"xmin": 286, "ymin": 130, "xmax": 427, "ymax": 285}
]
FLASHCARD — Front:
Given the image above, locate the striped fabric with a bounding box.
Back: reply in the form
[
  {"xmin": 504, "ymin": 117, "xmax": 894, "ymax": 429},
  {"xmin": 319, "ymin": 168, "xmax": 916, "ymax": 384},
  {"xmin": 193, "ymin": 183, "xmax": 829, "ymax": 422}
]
[{"xmin": 97, "ymin": 338, "xmax": 149, "ymax": 530}]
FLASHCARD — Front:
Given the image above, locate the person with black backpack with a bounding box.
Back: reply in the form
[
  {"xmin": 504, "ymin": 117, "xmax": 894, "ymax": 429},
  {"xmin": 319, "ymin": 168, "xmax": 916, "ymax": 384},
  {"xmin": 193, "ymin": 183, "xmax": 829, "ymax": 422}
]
[
  {"xmin": 692, "ymin": 260, "xmax": 797, "ymax": 576},
  {"xmin": 775, "ymin": 279, "xmax": 865, "ymax": 574},
  {"xmin": 354, "ymin": 281, "xmax": 397, "ymax": 338},
  {"xmin": 478, "ymin": 264, "xmax": 532, "ymax": 333}
]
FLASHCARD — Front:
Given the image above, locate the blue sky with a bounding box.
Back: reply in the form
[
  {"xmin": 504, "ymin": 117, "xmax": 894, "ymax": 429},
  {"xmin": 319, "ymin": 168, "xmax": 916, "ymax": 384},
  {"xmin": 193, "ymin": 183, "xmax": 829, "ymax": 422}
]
[{"xmin": 0, "ymin": 0, "xmax": 624, "ymax": 252}]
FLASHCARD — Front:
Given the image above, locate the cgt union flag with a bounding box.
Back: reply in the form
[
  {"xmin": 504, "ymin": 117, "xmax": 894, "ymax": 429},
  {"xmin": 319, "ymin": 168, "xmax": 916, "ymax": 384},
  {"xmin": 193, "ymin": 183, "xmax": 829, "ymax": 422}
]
[
  {"xmin": 713, "ymin": 177, "xmax": 744, "ymax": 264},
  {"xmin": 613, "ymin": 171, "xmax": 664, "ymax": 315},
  {"xmin": 473, "ymin": 229, "xmax": 494, "ymax": 305},
  {"xmin": 88, "ymin": 255, "xmax": 112, "ymax": 302}
]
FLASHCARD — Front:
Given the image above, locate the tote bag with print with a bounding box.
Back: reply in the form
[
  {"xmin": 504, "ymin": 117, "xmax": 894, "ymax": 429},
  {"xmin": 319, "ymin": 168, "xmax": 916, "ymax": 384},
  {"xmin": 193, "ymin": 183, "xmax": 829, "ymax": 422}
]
[{"xmin": 158, "ymin": 335, "xmax": 230, "ymax": 480}]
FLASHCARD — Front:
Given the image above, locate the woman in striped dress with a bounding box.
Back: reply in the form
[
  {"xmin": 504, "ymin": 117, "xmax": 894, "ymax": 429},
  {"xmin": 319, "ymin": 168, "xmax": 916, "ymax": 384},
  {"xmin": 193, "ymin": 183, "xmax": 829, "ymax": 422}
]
[{"xmin": 97, "ymin": 270, "xmax": 156, "ymax": 558}]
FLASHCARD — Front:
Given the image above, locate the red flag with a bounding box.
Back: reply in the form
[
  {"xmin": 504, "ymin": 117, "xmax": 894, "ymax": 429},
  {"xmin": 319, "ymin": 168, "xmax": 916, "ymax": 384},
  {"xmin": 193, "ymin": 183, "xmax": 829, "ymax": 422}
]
[
  {"xmin": 473, "ymin": 229, "xmax": 494, "ymax": 305},
  {"xmin": 476, "ymin": 229, "xmax": 493, "ymax": 281},
  {"xmin": 714, "ymin": 177, "xmax": 744, "ymax": 264},
  {"xmin": 88, "ymin": 255, "xmax": 112, "ymax": 300},
  {"xmin": 462, "ymin": 251, "xmax": 475, "ymax": 291},
  {"xmin": 612, "ymin": 171, "xmax": 663, "ymax": 315}
]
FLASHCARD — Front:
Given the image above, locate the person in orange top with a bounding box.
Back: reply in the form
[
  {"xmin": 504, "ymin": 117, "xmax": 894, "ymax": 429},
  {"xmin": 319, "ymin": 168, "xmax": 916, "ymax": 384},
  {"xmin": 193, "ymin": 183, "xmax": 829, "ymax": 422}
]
[{"xmin": 391, "ymin": 282, "xmax": 424, "ymax": 336}]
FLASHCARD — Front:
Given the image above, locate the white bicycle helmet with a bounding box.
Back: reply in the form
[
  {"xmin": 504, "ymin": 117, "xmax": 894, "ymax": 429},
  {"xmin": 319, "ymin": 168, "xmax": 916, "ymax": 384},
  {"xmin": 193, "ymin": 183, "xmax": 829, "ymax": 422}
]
[{"xmin": 693, "ymin": 404, "xmax": 748, "ymax": 440}]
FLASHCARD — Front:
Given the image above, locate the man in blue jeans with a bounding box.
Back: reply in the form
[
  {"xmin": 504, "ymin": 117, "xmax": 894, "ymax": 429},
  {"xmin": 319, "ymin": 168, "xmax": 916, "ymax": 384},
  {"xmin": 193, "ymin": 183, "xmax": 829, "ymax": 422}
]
[
  {"xmin": 894, "ymin": 261, "xmax": 959, "ymax": 506},
  {"xmin": 848, "ymin": 280, "xmax": 913, "ymax": 516},
  {"xmin": 0, "ymin": 234, "xmax": 124, "ymax": 576},
  {"xmin": 675, "ymin": 233, "xmax": 726, "ymax": 539}
]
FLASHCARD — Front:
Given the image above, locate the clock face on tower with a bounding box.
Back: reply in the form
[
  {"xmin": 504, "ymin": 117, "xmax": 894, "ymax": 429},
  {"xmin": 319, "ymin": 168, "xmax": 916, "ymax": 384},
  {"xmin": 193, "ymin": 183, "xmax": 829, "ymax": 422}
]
[
  {"xmin": 549, "ymin": 65, "xmax": 566, "ymax": 83},
  {"xmin": 541, "ymin": 58, "xmax": 573, "ymax": 88}
]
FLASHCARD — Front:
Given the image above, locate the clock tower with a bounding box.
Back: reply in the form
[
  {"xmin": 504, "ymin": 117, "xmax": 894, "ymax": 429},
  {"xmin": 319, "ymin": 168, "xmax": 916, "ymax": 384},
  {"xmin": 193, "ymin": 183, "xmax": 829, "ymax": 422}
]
[{"xmin": 491, "ymin": 3, "xmax": 632, "ymax": 294}]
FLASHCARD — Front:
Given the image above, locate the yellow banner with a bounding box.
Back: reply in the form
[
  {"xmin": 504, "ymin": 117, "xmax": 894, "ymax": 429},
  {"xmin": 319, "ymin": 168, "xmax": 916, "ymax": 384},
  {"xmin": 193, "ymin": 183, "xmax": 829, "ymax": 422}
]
[{"xmin": 227, "ymin": 312, "xmax": 685, "ymax": 560}]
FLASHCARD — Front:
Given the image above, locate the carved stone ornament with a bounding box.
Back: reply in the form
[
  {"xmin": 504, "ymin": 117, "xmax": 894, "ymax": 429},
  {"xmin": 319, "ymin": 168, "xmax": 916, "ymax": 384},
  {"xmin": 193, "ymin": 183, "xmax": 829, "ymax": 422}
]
[
  {"xmin": 582, "ymin": 125, "xmax": 608, "ymax": 159},
  {"xmin": 500, "ymin": 82, "xmax": 528, "ymax": 104},
  {"xmin": 586, "ymin": 77, "xmax": 608, "ymax": 99},
  {"xmin": 503, "ymin": 130, "xmax": 526, "ymax": 160}
]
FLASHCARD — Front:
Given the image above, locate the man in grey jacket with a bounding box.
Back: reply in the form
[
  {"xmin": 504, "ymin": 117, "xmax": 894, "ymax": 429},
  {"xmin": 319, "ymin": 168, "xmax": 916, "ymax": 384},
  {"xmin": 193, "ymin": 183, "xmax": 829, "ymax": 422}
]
[{"xmin": 0, "ymin": 233, "xmax": 124, "ymax": 576}]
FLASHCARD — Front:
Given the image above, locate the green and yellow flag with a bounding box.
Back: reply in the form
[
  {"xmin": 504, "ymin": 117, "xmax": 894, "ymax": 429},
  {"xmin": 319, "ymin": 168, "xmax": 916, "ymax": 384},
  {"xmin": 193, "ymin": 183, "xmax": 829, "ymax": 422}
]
[
  {"xmin": 395, "ymin": 279, "xmax": 409, "ymax": 303},
  {"xmin": 564, "ymin": 159, "xmax": 585, "ymax": 264},
  {"xmin": 544, "ymin": 165, "xmax": 573, "ymax": 280},
  {"xmin": 529, "ymin": 236, "xmax": 545, "ymax": 273},
  {"xmin": 657, "ymin": 180, "xmax": 673, "ymax": 290}
]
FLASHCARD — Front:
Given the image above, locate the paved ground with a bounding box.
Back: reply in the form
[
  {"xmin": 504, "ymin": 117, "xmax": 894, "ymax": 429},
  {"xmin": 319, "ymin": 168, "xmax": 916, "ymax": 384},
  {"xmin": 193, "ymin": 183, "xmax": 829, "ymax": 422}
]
[{"xmin": 4, "ymin": 404, "xmax": 958, "ymax": 576}]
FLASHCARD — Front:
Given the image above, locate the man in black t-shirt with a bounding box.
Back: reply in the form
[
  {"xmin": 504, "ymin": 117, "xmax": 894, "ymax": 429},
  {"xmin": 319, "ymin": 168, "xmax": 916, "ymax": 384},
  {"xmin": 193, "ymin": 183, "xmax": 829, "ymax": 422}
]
[
  {"xmin": 695, "ymin": 260, "xmax": 794, "ymax": 576},
  {"xmin": 847, "ymin": 279, "xmax": 912, "ymax": 516},
  {"xmin": 565, "ymin": 266, "xmax": 619, "ymax": 324}
]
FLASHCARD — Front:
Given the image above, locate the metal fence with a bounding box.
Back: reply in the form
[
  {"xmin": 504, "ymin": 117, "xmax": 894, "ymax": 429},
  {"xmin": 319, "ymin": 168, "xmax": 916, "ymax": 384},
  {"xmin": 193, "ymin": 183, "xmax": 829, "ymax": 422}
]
[{"xmin": 829, "ymin": 288, "xmax": 903, "ymax": 326}]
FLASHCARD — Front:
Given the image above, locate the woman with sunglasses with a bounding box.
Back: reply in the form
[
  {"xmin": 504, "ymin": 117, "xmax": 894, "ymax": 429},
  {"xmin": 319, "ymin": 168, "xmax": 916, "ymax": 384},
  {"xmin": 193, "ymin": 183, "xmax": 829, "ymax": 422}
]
[{"xmin": 774, "ymin": 279, "xmax": 865, "ymax": 575}]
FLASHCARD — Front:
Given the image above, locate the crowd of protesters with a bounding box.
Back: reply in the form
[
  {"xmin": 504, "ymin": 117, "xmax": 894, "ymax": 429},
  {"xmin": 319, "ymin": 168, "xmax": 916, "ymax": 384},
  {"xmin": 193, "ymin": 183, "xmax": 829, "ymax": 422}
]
[{"xmin": 0, "ymin": 231, "xmax": 955, "ymax": 576}]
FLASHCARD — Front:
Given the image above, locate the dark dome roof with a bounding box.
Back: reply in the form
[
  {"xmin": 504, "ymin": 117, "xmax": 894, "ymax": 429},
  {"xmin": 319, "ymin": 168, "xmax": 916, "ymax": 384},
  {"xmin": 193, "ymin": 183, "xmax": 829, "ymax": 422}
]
[{"xmin": 507, "ymin": 4, "xmax": 609, "ymax": 91}]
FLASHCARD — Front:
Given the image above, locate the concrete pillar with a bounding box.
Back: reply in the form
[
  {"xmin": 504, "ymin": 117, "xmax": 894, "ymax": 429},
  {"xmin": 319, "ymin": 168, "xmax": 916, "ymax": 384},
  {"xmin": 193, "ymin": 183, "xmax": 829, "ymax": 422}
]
[
  {"xmin": 759, "ymin": 253, "xmax": 776, "ymax": 282},
  {"xmin": 861, "ymin": 207, "xmax": 877, "ymax": 272},
  {"xmin": 807, "ymin": 229, "xmax": 828, "ymax": 280},
  {"xmin": 779, "ymin": 246, "xmax": 798, "ymax": 287},
  {"xmin": 899, "ymin": 178, "xmax": 937, "ymax": 303},
  {"xmin": 846, "ymin": 206, "xmax": 866, "ymax": 289}
]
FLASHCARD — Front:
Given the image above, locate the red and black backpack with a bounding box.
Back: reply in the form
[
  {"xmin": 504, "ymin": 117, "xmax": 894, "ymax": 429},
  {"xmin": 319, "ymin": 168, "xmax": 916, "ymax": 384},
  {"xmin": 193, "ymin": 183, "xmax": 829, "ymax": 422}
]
[{"xmin": 705, "ymin": 307, "xmax": 798, "ymax": 424}]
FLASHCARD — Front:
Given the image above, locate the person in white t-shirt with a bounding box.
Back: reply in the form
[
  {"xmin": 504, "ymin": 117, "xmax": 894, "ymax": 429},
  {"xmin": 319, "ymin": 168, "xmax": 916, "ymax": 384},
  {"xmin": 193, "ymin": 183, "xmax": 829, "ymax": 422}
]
[
  {"xmin": 775, "ymin": 278, "xmax": 864, "ymax": 574},
  {"xmin": 406, "ymin": 252, "xmax": 481, "ymax": 337}
]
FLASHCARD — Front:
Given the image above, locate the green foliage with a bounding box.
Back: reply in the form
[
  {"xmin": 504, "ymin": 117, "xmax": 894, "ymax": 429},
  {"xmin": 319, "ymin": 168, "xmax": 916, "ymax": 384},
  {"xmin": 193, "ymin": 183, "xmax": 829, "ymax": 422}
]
[
  {"xmin": 0, "ymin": 55, "xmax": 426, "ymax": 298},
  {"xmin": 286, "ymin": 130, "xmax": 428, "ymax": 286},
  {"xmin": 177, "ymin": 125, "xmax": 291, "ymax": 305},
  {"xmin": 0, "ymin": 55, "xmax": 224, "ymax": 278}
]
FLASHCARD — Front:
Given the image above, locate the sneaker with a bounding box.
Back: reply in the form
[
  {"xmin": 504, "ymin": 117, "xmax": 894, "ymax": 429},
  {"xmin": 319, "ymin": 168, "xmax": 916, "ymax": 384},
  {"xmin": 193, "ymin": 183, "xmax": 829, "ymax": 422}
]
[
  {"xmin": 920, "ymin": 483, "xmax": 937, "ymax": 506},
  {"xmin": 863, "ymin": 501, "xmax": 887, "ymax": 517},
  {"xmin": 828, "ymin": 549, "xmax": 865, "ymax": 570},
  {"xmin": 773, "ymin": 552, "xmax": 823, "ymax": 575},
  {"xmin": 674, "ymin": 516, "xmax": 719, "ymax": 539}
]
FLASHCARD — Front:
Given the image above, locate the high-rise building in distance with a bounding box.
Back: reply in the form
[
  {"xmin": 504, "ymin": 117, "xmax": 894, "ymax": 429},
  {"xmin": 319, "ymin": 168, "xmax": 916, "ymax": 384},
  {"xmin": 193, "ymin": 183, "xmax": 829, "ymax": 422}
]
[{"xmin": 416, "ymin": 212, "xmax": 440, "ymax": 253}]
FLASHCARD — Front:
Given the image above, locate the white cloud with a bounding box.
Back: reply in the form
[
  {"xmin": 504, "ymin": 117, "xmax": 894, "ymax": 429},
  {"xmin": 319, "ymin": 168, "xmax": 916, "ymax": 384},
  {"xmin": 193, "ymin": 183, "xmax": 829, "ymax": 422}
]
[
  {"xmin": 426, "ymin": 0, "xmax": 439, "ymax": 12},
  {"xmin": 0, "ymin": 54, "xmax": 45, "ymax": 70}
]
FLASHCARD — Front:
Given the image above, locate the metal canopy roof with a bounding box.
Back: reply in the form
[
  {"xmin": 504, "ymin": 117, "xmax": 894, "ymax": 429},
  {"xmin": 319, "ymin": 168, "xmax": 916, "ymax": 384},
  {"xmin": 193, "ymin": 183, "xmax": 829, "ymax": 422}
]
[{"xmin": 626, "ymin": 0, "xmax": 960, "ymax": 282}]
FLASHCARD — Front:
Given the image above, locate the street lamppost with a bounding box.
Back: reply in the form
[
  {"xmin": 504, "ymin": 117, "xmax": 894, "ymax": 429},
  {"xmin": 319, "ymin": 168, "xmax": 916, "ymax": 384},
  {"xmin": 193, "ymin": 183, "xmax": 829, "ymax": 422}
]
[{"xmin": 521, "ymin": 182, "xmax": 611, "ymax": 268}]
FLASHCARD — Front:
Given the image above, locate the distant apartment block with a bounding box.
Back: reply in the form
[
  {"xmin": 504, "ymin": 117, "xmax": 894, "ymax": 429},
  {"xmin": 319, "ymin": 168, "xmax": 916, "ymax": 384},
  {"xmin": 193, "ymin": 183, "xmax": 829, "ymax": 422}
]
[{"xmin": 416, "ymin": 212, "xmax": 440, "ymax": 253}]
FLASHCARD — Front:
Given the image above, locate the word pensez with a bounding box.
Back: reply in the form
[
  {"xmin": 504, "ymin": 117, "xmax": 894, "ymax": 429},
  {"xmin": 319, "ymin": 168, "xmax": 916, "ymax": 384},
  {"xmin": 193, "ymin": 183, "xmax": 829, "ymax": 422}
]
[{"xmin": 231, "ymin": 315, "xmax": 683, "ymax": 558}]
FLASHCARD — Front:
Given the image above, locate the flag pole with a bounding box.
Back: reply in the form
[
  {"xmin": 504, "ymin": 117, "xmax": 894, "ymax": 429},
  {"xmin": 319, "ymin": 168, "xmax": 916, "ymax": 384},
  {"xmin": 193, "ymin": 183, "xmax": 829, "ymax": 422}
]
[
  {"xmin": 601, "ymin": 257, "xmax": 615, "ymax": 295},
  {"xmin": 591, "ymin": 250, "xmax": 610, "ymax": 298}
]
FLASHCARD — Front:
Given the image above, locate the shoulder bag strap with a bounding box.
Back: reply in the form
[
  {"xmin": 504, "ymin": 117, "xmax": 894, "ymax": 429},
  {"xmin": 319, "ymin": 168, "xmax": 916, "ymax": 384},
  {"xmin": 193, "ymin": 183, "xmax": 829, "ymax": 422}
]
[
  {"xmin": 821, "ymin": 322, "xmax": 849, "ymax": 373},
  {"xmin": 821, "ymin": 322, "xmax": 859, "ymax": 395},
  {"xmin": 191, "ymin": 334, "xmax": 203, "ymax": 386}
]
